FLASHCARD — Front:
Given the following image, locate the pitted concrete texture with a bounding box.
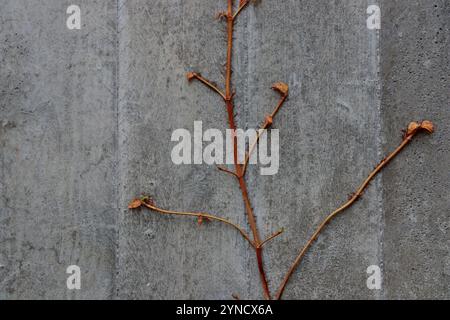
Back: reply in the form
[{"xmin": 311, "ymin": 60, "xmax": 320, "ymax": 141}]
[
  {"xmin": 0, "ymin": 0, "xmax": 448, "ymax": 299},
  {"xmin": 0, "ymin": 0, "xmax": 118, "ymax": 299}
]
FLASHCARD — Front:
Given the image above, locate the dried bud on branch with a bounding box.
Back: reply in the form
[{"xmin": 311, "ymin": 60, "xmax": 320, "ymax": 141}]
[
  {"xmin": 272, "ymin": 82, "xmax": 289, "ymax": 97},
  {"xmin": 420, "ymin": 120, "xmax": 434, "ymax": 134},
  {"xmin": 128, "ymin": 199, "xmax": 143, "ymax": 209},
  {"xmin": 405, "ymin": 120, "xmax": 435, "ymax": 139},
  {"xmin": 197, "ymin": 215, "xmax": 211, "ymax": 226},
  {"xmin": 186, "ymin": 72, "xmax": 197, "ymax": 81},
  {"xmin": 406, "ymin": 122, "xmax": 421, "ymax": 136}
]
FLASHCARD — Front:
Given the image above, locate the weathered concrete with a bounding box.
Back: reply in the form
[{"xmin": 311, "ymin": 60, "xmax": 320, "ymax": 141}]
[
  {"xmin": 0, "ymin": 0, "xmax": 448, "ymax": 299},
  {"xmin": 0, "ymin": 1, "xmax": 118, "ymax": 299},
  {"xmin": 242, "ymin": 0, "xmax": 383, "ymax": 300},
  {"xmin": 380, "ymin": 0, "xmax": 450, "ymax": 299},
  {"xmin": 117, "ymin": 0, "xmax": 254, "ymax": 300},
  {"xmin": 116, "ymin": 0, "xmax": 388, "ymax": 300}
]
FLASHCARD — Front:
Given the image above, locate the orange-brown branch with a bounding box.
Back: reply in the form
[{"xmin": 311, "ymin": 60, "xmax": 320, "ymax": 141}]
[
  {"xmin": 217, "ymin": 165, "xmax": 240, "ymax": 178},
  {"xmin": 274, "ymin": 121, "xmax": 434, "ymax": 300},
  {"xmin": 241, "ymin": 90, "xmax": 288, "ymax": 177},
  {"xmin": 223, "ymin": 0, "xmax": 272, "ymax": 300},
  {"xmin": 258, "ymin": 228, "xmax": 285, "ymax": 249},
  {"xmin": 233, "ymin": 0, "xmax": 251, "ymax": 20},
  {"xmin": 129, "ymin": 198, "xmax": 256, "ymax": 248},
  {"xmin": 187, "ymin": 72, "xmax": 226, "ymax": 100}
]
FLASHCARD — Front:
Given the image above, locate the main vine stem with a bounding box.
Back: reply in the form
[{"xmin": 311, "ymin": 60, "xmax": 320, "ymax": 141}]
[{"xmin": 224, "ymin": 0, "xmax": 271, "ymax": 300}]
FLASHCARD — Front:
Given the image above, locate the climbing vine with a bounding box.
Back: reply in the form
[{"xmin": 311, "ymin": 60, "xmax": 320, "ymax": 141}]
[{"xmin": 128, "ymin": 0, "xmax": 434, "ymax": 300}]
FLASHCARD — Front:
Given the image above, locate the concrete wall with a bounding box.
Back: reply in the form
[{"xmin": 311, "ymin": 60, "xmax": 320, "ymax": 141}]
[
  {"xmin": 0, "ymin": 0, "xmax": 118, "ymax": 299},
  {"xmin": 381, "ymin": 0, "xmax": 450, "ymax": 299},
  {"xmin": 0, "ymin": 0, "xmax": 448, "ymax": 299}
]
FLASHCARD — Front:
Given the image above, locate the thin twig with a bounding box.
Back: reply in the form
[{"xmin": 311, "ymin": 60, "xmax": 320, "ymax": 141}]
[
  {"xmin": 259, "ymin": 228, "xmax": 285, "ymax": 249},
  {"xmin": 233, "ymin": 0, "xmax": 250, "ymax": 20},
  {"xmin": 133, "ymin": 200, "xmax": 256, "ymax": 248},
  {"xmin": 274, "ymin": 122, "xmax": 434, "ymax": 300},
  {"xmin": 187, "ymin": 72, "xmax": 226, "ymax": 100},
  {"xmin": 241, "ymin": 94, "xmax": 288, "ymax": 177},
  {"xmin": 216, "ymin": 165, "xmax": 240, "ymax": 178}
]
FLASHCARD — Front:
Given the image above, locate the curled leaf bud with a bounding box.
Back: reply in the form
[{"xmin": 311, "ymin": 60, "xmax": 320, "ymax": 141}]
[
  {"xmin": 406, "ymin": 122, "xmax": 421, "ymax": 136},
  {"xmin": 405, "ymin": 120, "xmax": 435, "ymax": 138},
  {"xmin": 271, "ymin": 82, "xmax": 289, "ymax": 97},
  {"xmin": 420, "ymin": 120, "xmax": 434, "ymax": 134},
  {"xmin": 128, "ymin": 199, "xmax": 143, "ymax": 209},
  {"xmin": 186, "ymin": 72, "xmax": 197, "ymax": 81},
  {"xmin": 197, "ymin": 215, "xmax": 211, "ymax": 226}
]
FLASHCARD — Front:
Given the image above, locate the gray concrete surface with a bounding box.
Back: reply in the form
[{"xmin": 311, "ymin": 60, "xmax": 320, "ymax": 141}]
[
  {"xmin": 0, "ymin": 0, "xmax": 448, "ymax": 299},
  {"xmin": 0, "ymin": 0, "xmax": 118, "ymax": 299},
  {"xmin": 380, "ymin": 1, "xmax": 450, "ymax": 299}
]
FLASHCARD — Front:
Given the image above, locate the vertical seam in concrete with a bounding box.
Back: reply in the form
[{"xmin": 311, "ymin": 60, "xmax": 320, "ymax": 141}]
[
  {"xmin": 113, "ymin": 0, "xmax": 120, "ymax": 300},
  {"xmin": 373, "ymin": 0, "xmax": 385, "ymax": 301}
]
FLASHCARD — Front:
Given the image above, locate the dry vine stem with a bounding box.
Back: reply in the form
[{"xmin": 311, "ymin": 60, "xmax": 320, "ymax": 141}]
[
  {"xmin": 129, "ymin": 0, "xmax": 435, "ymax": 300},
  {"xmin": 274, "ymin": 120, "xmax": 435, "ymax": 299}
]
